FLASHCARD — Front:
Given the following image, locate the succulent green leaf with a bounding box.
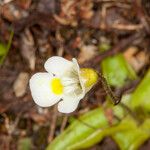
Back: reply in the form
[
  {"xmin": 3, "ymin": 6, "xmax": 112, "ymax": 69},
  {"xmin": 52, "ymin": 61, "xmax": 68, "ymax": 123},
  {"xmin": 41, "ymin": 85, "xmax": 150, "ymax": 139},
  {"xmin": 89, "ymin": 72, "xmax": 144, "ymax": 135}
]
[
  {"xmin": 46, "ymin": 107, "xmax": 109, "ymax": 150},
  {"xmin": 18, "ymin": 138, "xmax": 32, "ymax": 150},
  {"xmin": 112, "ymin": 118, "xmax": 150, "ymax": 150},
  {"xmin": 0, "ymin": 44, "xmax": 7, "ymax": 55},
  {"xmin": 101, "ymin": 54, "xmax": 137, "ymax": 87},
  {"xmin": 130, "ymin": 69, "xmax": 150, "ymax": 112},
  {"xmin": 0, "ymin": 30, "xmax": 14, "ymax": 65}
]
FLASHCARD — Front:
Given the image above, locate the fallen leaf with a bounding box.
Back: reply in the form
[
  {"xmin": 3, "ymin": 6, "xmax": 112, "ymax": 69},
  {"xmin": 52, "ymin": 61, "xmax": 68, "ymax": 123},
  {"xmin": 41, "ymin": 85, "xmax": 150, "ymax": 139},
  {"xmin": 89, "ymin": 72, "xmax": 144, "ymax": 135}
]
[
  {"xmin": 1, "ymin": 2, "xmax": 28, "ymax": 22},
  {"xmin": 78, "ymin": 45, "xmax": 97, "ymax": 64},
  {"xmin": 124, "ymin": 47, "xmax": 148, "ymax": 72},
  {"xmin": 20, "ymin": 29, "xmax": 36, "ymax": 70},
  {"xmin": 13, "ymin": 72, "xmax": 29, "ymax": 97}
]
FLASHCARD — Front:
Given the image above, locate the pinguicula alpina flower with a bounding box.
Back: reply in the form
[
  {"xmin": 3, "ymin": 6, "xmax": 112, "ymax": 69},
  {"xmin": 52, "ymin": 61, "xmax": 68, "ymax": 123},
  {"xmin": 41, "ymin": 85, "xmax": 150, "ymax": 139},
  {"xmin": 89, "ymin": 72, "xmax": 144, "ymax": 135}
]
[{"xmin": 29, "ymin": 56, "xmax": 98, "ymax": 113}]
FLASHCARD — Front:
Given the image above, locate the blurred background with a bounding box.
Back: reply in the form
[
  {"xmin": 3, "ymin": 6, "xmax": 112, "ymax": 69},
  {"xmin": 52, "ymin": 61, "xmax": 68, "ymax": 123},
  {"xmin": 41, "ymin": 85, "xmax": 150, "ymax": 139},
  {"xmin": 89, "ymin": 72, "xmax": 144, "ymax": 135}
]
[{"xmin": 0, "ymin": 0, "xmax": 150, "ymax": 150}]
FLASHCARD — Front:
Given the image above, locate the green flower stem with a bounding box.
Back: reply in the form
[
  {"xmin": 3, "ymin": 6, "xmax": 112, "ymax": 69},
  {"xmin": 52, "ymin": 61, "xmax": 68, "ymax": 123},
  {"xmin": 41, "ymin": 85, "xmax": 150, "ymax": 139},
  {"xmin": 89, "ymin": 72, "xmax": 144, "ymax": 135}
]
[{"xmin": 98, "ymin": 72, "xmax": 141, "ymax": 124}]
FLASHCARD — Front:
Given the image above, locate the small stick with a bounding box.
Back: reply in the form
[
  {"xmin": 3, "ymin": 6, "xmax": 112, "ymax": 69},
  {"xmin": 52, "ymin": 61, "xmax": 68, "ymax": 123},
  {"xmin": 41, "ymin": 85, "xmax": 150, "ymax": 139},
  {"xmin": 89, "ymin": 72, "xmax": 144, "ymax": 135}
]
[
  {"xmin": 98, "ymin": 72, "xmax": 141, "ymax": 124},
  {"xmin": 97, "ymin": 72, "xmax": 121, "ymax": 105},
  {"xmin": 60, "ymin": 116, "xmax": 68, "ymax": 133},
  {"xmin": 82, "ymin": 33, "xmax": 143, "ymax": 68},
  {"xmin": 48, "ymin": 106, "xmax": 58, "ymax": 142}
]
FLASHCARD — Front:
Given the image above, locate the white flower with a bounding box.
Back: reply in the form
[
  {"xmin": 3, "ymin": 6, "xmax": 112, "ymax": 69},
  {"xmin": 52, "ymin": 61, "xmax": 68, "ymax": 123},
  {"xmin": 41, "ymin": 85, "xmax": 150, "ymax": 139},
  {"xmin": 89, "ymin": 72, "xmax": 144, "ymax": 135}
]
[{"xmin": 29, "ymin": 56, "xmax": 98, "ymax": 113}]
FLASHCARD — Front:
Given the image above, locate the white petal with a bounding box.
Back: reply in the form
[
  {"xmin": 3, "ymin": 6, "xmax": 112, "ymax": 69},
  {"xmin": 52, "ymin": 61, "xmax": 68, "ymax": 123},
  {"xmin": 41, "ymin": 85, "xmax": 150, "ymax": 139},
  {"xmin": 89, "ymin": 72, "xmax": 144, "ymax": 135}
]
[
  {"xmin": 58, "ymin": 96, "xmax": 81, "ymax": 113},
  {"xmin": 29, "ymin": 73, "xmax": 61, "ymax": 107},
  {"xmin": 44, "ymin": 56, "xmax": 73, "ymax": 76},
  {"xmin": 72, "ymin": 58, "xmax": 86, "ymax": 95}
]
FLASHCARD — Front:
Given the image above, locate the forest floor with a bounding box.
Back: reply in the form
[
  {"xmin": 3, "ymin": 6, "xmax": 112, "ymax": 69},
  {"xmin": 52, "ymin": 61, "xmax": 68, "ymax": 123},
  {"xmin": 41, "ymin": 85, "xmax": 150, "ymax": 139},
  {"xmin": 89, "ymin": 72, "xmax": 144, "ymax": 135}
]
[{"xmin": 0, "ymin": 0, "xmax": 150, "ymax": 149}]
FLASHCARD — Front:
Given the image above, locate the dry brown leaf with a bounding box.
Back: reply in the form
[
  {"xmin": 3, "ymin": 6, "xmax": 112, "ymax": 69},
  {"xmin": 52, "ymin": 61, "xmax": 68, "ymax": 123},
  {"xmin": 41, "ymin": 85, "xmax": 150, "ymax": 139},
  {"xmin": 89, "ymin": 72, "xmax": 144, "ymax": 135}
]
[
  {"xmin": 1, "ymin": 2, "xmax": 28, "ymax": 22},
  {"xmin": 131, "ymin": 51, "xmax": 148, "ymax": 72},
  {"xmin": 15, "ymin": 0, "xmax": 32, "ymax": 9},
  {"xmin": 124, "ymin": 46, "xmax": 148, "ymax": 72},
  {"xmin": 79, "ymin": 0, "xmax": 93, "ymax": 20},
  {"xmin": 123, "ymin": 46, "xmax": 138, "ymax": 59},
  {"xmin": 30, "ymin": 113, "xmax": 49, "ymax": 124},
  {"xmin": 78, "ymin": 45, "xmax": 97, "ymax": 64},
  {"xmin": 55, "ymin": 0, "xmax": 93, "ymax": 26},
  {"xmin": 20, "ymin": 29, "xmax": 36, "ymax": 70},
  {"xmin": 13, "ymin": 72, "xmax": 29, "ymax": 97}
]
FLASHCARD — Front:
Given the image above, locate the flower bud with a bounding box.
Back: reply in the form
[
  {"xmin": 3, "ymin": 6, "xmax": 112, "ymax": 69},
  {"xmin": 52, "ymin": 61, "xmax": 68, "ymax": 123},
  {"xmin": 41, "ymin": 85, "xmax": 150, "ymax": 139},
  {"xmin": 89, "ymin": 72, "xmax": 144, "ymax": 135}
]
[{"xmin": 80, "ymin": 68, "xmax": 98, "ymax": 88}]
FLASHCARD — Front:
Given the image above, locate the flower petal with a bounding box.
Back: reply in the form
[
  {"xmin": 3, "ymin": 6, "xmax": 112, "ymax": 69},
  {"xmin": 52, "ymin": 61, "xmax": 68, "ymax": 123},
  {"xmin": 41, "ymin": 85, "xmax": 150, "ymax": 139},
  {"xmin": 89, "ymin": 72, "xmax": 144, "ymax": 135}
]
[
  {"xmin": 72, "ymin": 58, "xmax": 86, "ymax": 95},
  {"xmin": 29, "ymin": 73, "xmax": 61, "ymax": 107},
  {"xmin": 44, "ymin": 56, "xmax": 73, "ymax": 76},
  {"xmin": 58, "ymin": 96, "xmax": 81, "ymax": 113}
]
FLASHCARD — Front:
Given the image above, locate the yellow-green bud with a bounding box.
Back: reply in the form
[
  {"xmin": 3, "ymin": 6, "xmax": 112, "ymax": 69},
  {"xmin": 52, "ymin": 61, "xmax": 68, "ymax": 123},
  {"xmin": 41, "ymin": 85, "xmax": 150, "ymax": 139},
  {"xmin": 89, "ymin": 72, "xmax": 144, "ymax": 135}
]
[{"xmin": 80, "ymin": 68, "xmax": 98, "ymax": 88}]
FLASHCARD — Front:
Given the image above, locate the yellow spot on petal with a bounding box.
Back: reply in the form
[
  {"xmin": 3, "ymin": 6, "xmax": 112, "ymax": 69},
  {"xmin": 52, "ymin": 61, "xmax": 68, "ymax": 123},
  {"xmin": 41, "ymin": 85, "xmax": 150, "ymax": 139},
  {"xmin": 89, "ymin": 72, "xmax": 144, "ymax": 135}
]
[
  {"xmin": 80, "ymin": 68, "xmax": 98, "ymax": 88},
  {"xmin": 51, "ymin": 78, "xmax": 63, "ymax": 95}
]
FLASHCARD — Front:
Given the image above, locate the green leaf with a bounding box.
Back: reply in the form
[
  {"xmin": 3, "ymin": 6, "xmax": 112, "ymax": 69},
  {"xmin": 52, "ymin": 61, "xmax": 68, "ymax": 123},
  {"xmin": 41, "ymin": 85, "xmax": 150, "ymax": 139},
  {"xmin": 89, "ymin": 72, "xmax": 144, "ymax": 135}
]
[
  {"xmin": 47, "ymin": 49, "xmax": 149, "ymax": 150},
  {"xmin": 130, "ymin": 69, "xmax": 150, "ymax": 112},
  {"xmin": 111, "ymin": 70, "xmax": 150, "ymax": 149},
  {"xmin": 107, "ymin": 94, "xmax": 132, "ymax": 119},
  {"xmin": 101, "ymin": 53, "xmax": 137, "ymax": 87},
  {"xmin": 0, "ymin": 44, "xmax": 7, "ymax": 56},
  {"xmin": 99, "ymin": 43, "xmax": 111, "ymax": 52},
  {"xmin": 68, "ymin": 120, "xmax": 130, "ymax": 150},
  {"xmin": 18, "ymin": 138, "xmax": 32, "ymax": 150},
  {"xmin": 0, "ymin": 30, "xmax": 14, "ymax": 65},
  {"xmin": 130, "ymin": 119, "xmax": 150, "ymax": 150},
  {"xmin": 47, "ymin": 92, "xmax": 150, "ymax": 150},
  {"xmin": 112, "ymin": 118, "xmax": 150, "ymax": 150},
  {"xmin": 46, "ymin": 107, "xmax": 109, "ymax": 150}
]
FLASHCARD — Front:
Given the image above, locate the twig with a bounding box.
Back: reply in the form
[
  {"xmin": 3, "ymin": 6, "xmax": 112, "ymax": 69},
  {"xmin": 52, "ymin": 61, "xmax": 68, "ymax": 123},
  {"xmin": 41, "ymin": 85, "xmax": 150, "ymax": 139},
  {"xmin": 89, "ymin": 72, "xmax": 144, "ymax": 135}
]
[
  {"xmin": 111, "ymin": 23, "xmax": 143, "ymax": 31},
  {"xmin": 98, "ymin": 72, "xmax": 120, "ymax": 105},
  {"xmin": 48, "ymin": 105, "xmax": 58, "ymax": 142},
  {"xmin": 82, "ymin": 33, "xmax": 143, "ymax": 68},
  {"xmin": 60, "ymin": 116, "xmax": 68, "ymax": 132},
  {"xmin": 92, "ymin": 72, "xmax": 141, "ymax": 124},
  {"xmin": 132, "ymin": 0, "xmax": 150, "ymax": 34}
]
